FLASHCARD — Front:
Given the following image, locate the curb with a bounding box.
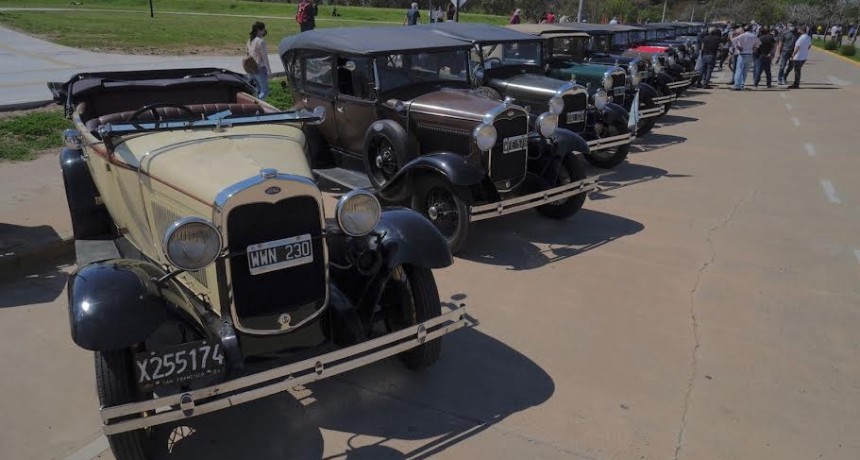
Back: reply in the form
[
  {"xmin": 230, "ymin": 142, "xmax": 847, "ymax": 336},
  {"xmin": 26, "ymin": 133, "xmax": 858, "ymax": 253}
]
[
  {"xmin": 0, "ymin": 237, "xmax": 75, "ymax": 282},
  {"xmin": 0, "ymin": 99, "xmax": 54, "ymax": 112}
]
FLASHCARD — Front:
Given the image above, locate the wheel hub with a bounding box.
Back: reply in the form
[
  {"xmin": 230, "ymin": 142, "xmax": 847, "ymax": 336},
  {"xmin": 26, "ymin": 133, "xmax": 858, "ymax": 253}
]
[
  {"xmin": 427, "ymin": 206, "xmax": 439, "ymax": 221},
  {"xmin": 375, "ymin": 155, "xmax": 384, "ymax": 168}
]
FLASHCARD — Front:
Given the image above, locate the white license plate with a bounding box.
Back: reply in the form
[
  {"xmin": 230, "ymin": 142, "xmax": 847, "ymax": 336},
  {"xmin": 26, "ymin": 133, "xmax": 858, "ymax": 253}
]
[
  {"xmin": 247, "ymin": 233, "xmax": 314, "ymax": 275},
  {"xmin": 502, "ymin": 134, "xmax": 528, "ymax": 154},
  {"xmin": 135, "ymin": 340, "xmax": 224, "ymax": 391},
  {"xmin": 566, "ymin": 110, "xmax": 585, "ymax": 124},
  {"xmin": 613, "ymin": 87, "xmax": 626, "ymax": 97}
]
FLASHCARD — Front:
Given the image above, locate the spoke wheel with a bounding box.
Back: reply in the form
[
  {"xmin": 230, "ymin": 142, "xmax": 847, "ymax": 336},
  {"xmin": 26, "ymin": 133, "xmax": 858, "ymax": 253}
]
[
  {"xmin": 368, "ymin": 137, "xmax": 400, "ymax": 188},
  {"xmin": 411, "ymin": 176, "xmax": 470, "ymax": 254},
  {"xmin": 584, "ymin": 125, "xmax": 630, "ymax": 169},
  {"xmin": 382, "ymin": 265, "xmax": 442, "ymax": 370},
  {"xmin": 536, "ymin": 154, "xmax": 587, "ymax": 220}
]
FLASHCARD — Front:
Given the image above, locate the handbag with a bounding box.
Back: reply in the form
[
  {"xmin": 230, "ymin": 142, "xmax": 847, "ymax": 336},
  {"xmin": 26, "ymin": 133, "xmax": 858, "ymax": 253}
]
[{"xmin": 242, "ymin": 55, "xmax": 259, "ymax": 74}]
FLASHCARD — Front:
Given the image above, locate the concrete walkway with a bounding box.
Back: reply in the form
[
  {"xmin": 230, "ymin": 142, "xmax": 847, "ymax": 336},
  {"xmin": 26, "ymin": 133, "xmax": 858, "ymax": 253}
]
[{"xmin": 0, "ymin": 24, "xmax": 282, "ymax": 109}]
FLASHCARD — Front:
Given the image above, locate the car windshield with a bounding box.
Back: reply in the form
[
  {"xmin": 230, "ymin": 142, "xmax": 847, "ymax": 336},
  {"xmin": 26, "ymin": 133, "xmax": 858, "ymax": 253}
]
[
  {"xmin": 647, "ymin": 30, "xmax": 658, "ymax": 41},
  {"xmin": 376, "ymin": 49, "xmax": 469, "ymax": 92},
  {"xmin": 631, "ymin": 31, "xmax": 646, "ymax": 43},
  {"xmin": 478, "ymin": 42, "xmax": 542, "ymax": 68},
  {"xmin": 590, "ymin": 34, "xmax": 612, "ymax": 52},
  {"xmin": 611, "ymin": 32, "xmax": 629, "ymax": 47},
  {"xmin": 551, "ymin": 37, "xmax": 587, "ymax": 59},
  {"xmin": 657, "ymin": 29, "xmax": 667, "ymax": 39}
]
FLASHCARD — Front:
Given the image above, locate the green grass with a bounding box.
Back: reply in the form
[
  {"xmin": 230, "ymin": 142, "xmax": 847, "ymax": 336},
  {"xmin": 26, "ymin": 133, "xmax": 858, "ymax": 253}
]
[
  {"xmin": 266, "ymin": 78, "xmax": 295, "ymax": 110},
  {"xmin": 0, "ymin": 1, "xmax": 506, "ymax": 54},
  {"xmin": 813, "ymin": 37, "xmax": 860, "ymax": 63},
  {"xmin": 0, "ymin": 110, "xmax": 69, "ymax": 161}
]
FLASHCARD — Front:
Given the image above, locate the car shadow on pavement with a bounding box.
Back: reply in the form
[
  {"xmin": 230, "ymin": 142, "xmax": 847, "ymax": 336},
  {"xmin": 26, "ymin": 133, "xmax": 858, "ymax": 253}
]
[
  {"xmin": 629, "ymin": 133, "xmax": 687, "ymax": 154},
  {"xmin": 146, "ymin": 325, "xmax": 555, "ymax": 459},
  {"xmin": 671, "ymin": 99, "xmax": 706, "ymax": 109},
  {"xmin": 654, "ymin": 114, "xmax": 698, "ymax": 128},
  {"xmin": 457, "ymin": 209, "xmax": 644, "ymax": 270},
  {"xmin": 0, "ymin": 223, "xmax": 70, "ymax": 307},
  {"xmin": 0, "ymin": 269, "xmax": 68, "ymax": 308}
]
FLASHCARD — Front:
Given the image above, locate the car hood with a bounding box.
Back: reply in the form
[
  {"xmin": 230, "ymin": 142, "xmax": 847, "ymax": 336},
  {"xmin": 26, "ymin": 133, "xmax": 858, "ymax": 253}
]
[
  {"xmin": 549, "ymin": 62, "xmax": 609, "ymax": 84},
  {"xmin": 489, "ymin": 73, "xmax": 569, "ymax": 102},
  {"xmin": 407, "ymin": 88, "xmax": 503, "ymax": 122},
  {"xmin": 116, "ymin": 124, "xmax": 310, "ymax": 206}
]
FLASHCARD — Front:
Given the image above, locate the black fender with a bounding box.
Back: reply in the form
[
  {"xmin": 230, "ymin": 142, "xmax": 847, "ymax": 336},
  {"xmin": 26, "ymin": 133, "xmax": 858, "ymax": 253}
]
[
  {"xmin": 551, "ymin": 128, "xmax": 590, "ymax": 157},
  {"xmin": 599, "ymin": 102, "xmax": 630, "ymax": 131},
  {"xmin": 637, "ymin": 82, "xmax": 660, "ymax": 106},
  {"xmin": 377, "ymin": 152, "xmax": 484, "ymax": 203},
  {"xmin": 68, "ymin": 259, "xmax": 210, "ymax": 351},
  {"xmin": 656, "ymin": 71, "xmax": 675, "ymax": 92},
  {"xmin": 60, "ymin": 147, "xmax": 115, "ymax": 240}
]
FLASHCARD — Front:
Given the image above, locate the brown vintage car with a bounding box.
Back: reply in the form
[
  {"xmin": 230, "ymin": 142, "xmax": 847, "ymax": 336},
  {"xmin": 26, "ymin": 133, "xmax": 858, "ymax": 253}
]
[{"xmin": 279, "ymin": 26, "xmax": 597, "ymax": 253}]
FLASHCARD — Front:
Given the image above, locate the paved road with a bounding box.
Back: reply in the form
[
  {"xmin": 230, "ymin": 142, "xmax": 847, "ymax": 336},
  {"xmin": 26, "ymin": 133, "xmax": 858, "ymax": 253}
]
[{"xmin": 1, "ymin": 52, "xmax": 859, "ymax": 460}]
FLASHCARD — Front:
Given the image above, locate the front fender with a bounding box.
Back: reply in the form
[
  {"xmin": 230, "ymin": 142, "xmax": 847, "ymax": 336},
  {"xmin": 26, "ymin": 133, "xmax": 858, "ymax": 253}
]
[
  {"xmin": 551, "ymin": 128, "xmax": 590, "ymax": 156},
  {"xmin": 638, "ymin": 82, "xmax": 660, "ymax": 104},
  {"xmin": 376, "ymin": 208, "xmax": 452, "ymax": 270},
  {"xmin": 600, "ymin": 102, "xmax": 630, "ymax": 130},
  {"xmin": 68, "ymin": 260, "xmax": 208, "ymax": 351},
  {"xmin": 378, "ymin": 152, "xmax": 484, "ymax": 202}
]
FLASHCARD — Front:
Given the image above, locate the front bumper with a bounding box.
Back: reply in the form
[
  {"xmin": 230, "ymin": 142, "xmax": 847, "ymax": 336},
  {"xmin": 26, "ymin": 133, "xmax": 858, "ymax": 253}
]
[
  {"xmin": 652, "ymin": 94, "xmax": 676, "ymax": 105},
  {"xmin": 101, "ymin": 307, "xmax": 468, "ymax": 435},
  {"xmin": 470, "ymin": 176, "xmax": 597, "ymax": 222},
  {"xmin": 639, "ymin": 105, "xmax": 665, "ymax": 119},
  {"xmin": 666, "ymin": 80, "xmax": 690, "ymax": 90},
  {"xmin": 681, "ymin": 70, "xmax": 701, "ymax": 79},
  {"xmin": 587, "ymin": 132, "xmax": 633, "ymax": 151}
]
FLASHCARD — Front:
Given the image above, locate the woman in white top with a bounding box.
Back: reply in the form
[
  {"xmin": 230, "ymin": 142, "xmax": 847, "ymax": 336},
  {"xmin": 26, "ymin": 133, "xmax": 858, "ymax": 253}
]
[{"xmin": 246, "ymin": 22, "xmax": 271, "ymax": 100}]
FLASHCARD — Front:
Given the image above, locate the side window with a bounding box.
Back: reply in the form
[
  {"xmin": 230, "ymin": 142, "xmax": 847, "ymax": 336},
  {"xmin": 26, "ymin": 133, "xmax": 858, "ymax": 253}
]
[
  {"xmin": 304, "ymin": 56, "xmax": 334, "ymax": 87},
  {"xmin": 336, "ymin": 56, "xmax": 374, "ymax": 99},
  {"xmin": 286, "ymin": 54, "xmax": 302, "ymax": 88}
]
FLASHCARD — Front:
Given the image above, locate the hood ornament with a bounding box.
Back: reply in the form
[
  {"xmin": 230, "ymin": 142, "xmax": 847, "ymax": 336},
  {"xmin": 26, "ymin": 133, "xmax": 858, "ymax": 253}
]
[{"xmin": 260, "ymin": 168, "xmax": 278, "ymax": 179}]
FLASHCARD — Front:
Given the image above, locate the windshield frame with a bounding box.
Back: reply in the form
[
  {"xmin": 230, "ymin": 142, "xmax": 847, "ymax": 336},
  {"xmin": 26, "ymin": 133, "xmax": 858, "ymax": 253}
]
[
  {"xmin": 476, "ymin": 40, "xmax": 544, "ymax": 69},
  {"xmin": 373, "ymin": 49, "xmax": 471, "ymax": 94},
  {"xmin": 548, "ymin": 35, "xmax": 589, "ymax": 61}
]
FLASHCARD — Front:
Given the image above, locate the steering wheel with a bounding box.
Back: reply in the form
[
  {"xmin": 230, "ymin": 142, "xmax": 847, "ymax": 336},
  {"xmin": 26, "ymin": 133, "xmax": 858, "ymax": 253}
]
[
  {"xmin": 128, "ymin": 103, "xmax": 196, "ymax": 129},
  {"xmin": 484, "ymin": 57, "xmax": 503, "ymax": 68}
]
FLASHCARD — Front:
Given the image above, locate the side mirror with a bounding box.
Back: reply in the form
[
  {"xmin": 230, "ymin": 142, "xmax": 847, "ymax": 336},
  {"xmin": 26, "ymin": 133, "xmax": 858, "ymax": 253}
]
[{"xmin": 63, "ymin": 129, "xmax": 83, "ymax": 150}]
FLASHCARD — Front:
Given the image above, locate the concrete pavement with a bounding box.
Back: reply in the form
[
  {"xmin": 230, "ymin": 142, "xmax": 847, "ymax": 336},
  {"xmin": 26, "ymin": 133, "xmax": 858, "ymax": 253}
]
[{"xmin": 2, "ymin": 45, "xmax": 860, "ymax": 460}]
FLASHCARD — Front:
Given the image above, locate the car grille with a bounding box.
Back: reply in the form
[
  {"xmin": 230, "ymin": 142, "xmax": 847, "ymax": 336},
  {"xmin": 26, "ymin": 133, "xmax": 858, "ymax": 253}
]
[
  {"xmin": 490, "ymin": 115, "xmax": 529, "ymax": 192},
  {"xmin": 559, "ymin": 92, "xmax": 588, "ymax": 133},
  {"xmin": 612, "ymin": 72, "xmax": 627, "ymax": 104},
  {"xmin": 226, "ymin": 196, "xmax": 326, "ymax": 333}
]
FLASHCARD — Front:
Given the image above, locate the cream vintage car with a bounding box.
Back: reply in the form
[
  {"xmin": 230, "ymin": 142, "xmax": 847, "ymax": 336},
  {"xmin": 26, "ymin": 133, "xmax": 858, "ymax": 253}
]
[{"xmin": 48, "ymin": 68, "xmax": 467, "ymax": 460}]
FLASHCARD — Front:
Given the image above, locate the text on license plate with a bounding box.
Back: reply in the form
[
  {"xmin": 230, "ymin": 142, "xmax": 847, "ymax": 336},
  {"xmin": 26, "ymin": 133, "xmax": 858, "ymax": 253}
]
[
  {"xmin": 135, "ymin": 340, "xmax": 224, "ymax": 391},
  {"xmin": 613, "ymin": 87, "xmax": 626, "ymax": 97},
  {"xmin": 566, "ymin": 110, "xmax": 585, "ymax": 124},
  {"xmin": 502, "ymin": 135, "xmax": 528, "ymax": 154},
  {"xmin": 247, "ymin": 233, "xmax": 314, "ymax": 275}
]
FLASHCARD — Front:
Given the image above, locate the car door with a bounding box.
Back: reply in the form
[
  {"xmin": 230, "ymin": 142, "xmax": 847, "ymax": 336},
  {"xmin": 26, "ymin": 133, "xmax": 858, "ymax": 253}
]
[
  {"xmin": 297, "ymin": 53, "xmax": 339, "ymax": 146},
  {"xmin": 333, "ymin": 56, "xmax": 377, "ymax": 156}
]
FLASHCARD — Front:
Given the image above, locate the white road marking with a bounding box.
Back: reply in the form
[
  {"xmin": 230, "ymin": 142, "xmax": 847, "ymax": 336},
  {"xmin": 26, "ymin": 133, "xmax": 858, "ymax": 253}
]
[
  {"xmin": 792, "ymin": 117, "xmax": 801, "ymax": 127},
  {"xmin": 827, "ymin": 75, "xmax": 852, "ymax": 86},
  {"xmin": 854, "ymin": 249, "xmax": 860, "ymax": 264},
  {"xmin": 804, "ymin": 143, "xmax": 817, "ymax": 157},
  {"xmin": 62, "ymin": 435, "xmax": 109, "ymax": 460},
  {"xmin": 820, "ymin": 180, "xmax": 842, "ymax": 204},
  {"xmin": 785, "ymin": 103, "xmax": 793, "ymax": 111}
]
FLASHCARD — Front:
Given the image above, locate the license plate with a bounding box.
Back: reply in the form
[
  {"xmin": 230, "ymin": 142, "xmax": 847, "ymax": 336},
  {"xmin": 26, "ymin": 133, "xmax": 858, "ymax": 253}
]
[
  {"xmin": 502, "ymin": 134, "xmax": 528, "ymax": 154},
  {"xmin": 135, "ymin": 340, "xmax": 225, "ymax": 391},
  {"xmin": 566, "ymin": 110, "xmax": 585, "ymax": 124},
  {"xmin": 247, "ymin": 233, "xmax": 314, "ymax": 275},
  {"xmin": 613, "ymin": 87, "xmax": 626, "ymax": 97}
]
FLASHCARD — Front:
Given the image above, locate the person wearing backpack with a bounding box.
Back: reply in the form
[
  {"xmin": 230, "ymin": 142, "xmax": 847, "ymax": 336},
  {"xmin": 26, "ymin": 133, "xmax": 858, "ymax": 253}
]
[
  {"xmin": 297, "ymin": 0, "xmax": 317, "ymax": 32},
  {"xmin": 245, "ymin": 21, "xmax": 271, "ymax": 99}
]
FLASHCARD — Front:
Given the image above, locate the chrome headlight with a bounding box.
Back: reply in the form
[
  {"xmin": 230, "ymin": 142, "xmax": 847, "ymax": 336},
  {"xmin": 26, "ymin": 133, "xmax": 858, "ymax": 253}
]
[
  {"xmin": 652, "ymin": 56, "xmax": 663, "ymax": 74},
  {"xmin": 473, "ymin": 123, "xmax": 497, "ymax": 151},
  {"xmin": 163, "ymin": 217, "xmax": 223, "ymax": 271},
  {"xmin": 630, "ymin": 69, "xmax": 641, "ymax": 86},
  {"xmin": 536, "ymin": 112, "xmax": 558, "ymax": 137},
  {"xmin": 593, "ymin": 90, "xmax": 609, "ymax": 110},
  {"xmin": 603, "ymin": 74, "xmax": 613, "ymax": 91},
  {"xmin": 335, "ymin": 190, "xmax": 382, "ymax": 237},
  {"xmin": 667, "ymin": 56, "xmax": 676, "ymax": 66},
  {"xmin": 548, "ymin": 96, "xmax": 564, "ymax": 115}
]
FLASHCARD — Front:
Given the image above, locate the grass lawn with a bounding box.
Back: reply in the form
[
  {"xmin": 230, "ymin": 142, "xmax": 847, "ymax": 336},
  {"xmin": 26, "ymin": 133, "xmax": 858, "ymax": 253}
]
[
  {"xmin": 812, "ymin": 37, "xmax": 860, "ymax": 63},
  {"xmin": 0, "ymin": 0, "xmax": 506, "ymax": 54},
  {"xmin": 0, "ymin": 109, "xmax": 69, "ymax": 161},
  {"xmin": 266, "ymin": 78, "xmax": 295, "ymax": 110}
]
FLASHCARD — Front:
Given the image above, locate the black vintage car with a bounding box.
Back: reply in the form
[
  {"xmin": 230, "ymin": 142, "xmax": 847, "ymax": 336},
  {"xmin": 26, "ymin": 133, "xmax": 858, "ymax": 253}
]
[
  {"xmin": 280, "ymin": 26, "xmax": 597, "ymax": 253},
  {"xmin": 427, "ymin": 22, "xmax": 633, "ymax": 169},
  {"xmin": 48, "ymin": 68, "xmax": 468, "ymax": 459}
]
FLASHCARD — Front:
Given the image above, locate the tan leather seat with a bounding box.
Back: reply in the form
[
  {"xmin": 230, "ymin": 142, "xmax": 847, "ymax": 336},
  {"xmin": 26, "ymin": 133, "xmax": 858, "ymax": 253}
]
[{"xmin": 85, "ymin": 103, "xmax": 265, "ymax": 132}]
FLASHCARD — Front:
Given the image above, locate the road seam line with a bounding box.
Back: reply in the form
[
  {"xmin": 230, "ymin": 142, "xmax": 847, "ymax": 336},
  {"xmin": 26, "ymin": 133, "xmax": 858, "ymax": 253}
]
[
  {"xmin": 791, "ymin": 117, "xmax": 801, "ymax": 127},
  {"xmin": 62, "ymin": 435, "xmax": 109, "ymax": 460},
  {"xmin": 804, "ymin": 143, "xmax": 817, "ymax": 157},
  {"xmin": 820, "ymin": 179, "xmax": 842, "ymax": 204}
]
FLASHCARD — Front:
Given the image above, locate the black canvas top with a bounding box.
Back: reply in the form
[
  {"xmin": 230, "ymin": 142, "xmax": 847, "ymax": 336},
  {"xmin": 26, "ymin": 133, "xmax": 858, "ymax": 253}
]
[
  {"xmin": 423, "ymin": 22, "xmax": 544, "ymax": 45},
  {"xmin": 560, "ymin": 23, "xmax": 647, "ymax": 34},
  {"xmin": 278, "ymin": 26, "xmax": 471, "ymax": 57},
  {"xmin": 47, "ymin": 68, "xmax": 254, "ymax": 107}
]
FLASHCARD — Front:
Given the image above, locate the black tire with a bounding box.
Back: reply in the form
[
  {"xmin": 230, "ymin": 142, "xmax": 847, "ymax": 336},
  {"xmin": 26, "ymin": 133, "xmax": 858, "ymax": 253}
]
[
  {"xmin": 637, "ymin": 115, "xmax": 658, "ymax": 137},
  {"xmin": 536, "ymin": 153, "xmax": 587, "ymax": 220},
  {"xmin": 60, "ymin": 149, "xmax": 115, "ymax": 240},
  {"xmin": 382, "ymin": 265, "xmax": 442, "ymax": 370},
  {"xmin": 364, "ymin": 125, "xmax": 416, "ymax": 190},
  {"xmin": 94, "ymin": 350, "xmax": 148, "ymax": 460},
  {"xmin": 476, "ymin": 86, "xmax": 502, "ymax": 101},
  {"xmin": 583, "ymin": 125, "xmax": 630, "ymax": 169},
  {"xmin": 411, "ymin": 175, "xmax": 470, "ymax": 254}
]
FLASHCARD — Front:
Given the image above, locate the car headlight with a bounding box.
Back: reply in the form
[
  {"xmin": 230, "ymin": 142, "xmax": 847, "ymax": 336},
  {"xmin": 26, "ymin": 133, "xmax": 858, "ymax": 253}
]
[
  {"xmin": 536, "ymin": 112, "xmax": 558, "ymax": 137},
  {"xmin": 593, "ymin": 90, "xmax": 609, "ymax": 110},
  {"xmin": 473, "ymin": 123, "xmax": 497, "ymax": 151},
  {"xmin": 163, "ymin": 217, "xmax": 222, "ymax": 271},
  {"xmin": 548, "ymin": 96, "xmax": 564, "ymax": 115},
  {"xmin": 603, "ymin": 74, "xmax": 613, "ymax": 91},
  {"xmin": 667, "ymin": 56, "xmax": 676, "ymax": 66},
  {"xmin": 630, "ymin": 70, "xmax": 641, "ymax": 86},
  {"xmin": 335, "ymin": 190, "xmax": 382, "ymax": 237}
]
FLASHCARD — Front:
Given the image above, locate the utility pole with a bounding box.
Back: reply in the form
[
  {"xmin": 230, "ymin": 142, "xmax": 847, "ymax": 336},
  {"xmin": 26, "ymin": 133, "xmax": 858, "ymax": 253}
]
[
  {"xmin": 577, "ymin": 0, "xmax": 584, "ymax": 22},
  {"xmin": 662, "ymin": 0, "xmax": 668, "ymax": 22},
  {"xmin": 690, "ymin": 5, "xmax": 694, "ymax": 22},
  {"xmin": 149, "ymin": 0, "xmax": 154, "ymax": 18}
]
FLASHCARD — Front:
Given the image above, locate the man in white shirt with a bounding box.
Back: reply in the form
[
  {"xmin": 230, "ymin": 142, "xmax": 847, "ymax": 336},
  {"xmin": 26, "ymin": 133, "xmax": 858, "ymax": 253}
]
[
  {"xmin": 789, "ymin": 27, "xmax": 813, "ymax": 89},
  {"xmin": 731, "ymin": 25, "xmax": 760, "ymax": 90}
]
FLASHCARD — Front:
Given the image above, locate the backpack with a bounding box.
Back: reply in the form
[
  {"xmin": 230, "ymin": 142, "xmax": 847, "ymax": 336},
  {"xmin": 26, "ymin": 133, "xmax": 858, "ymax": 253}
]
[
  {"xmin": 296, "ymin": 2, "xmax": 308, "ymax": 24},
  {"xmin": 242, "ymin": 55, "xmax": 258, "ymax": 74}
]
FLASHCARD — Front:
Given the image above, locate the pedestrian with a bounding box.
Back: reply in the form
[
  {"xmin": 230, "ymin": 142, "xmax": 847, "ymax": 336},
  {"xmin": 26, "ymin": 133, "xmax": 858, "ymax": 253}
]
[
  {"xmin": 446, "ymin": 3, "xmax": 455, "ymax": 21},
  {"xmin": 546, "ymin": 11, "xmax": 556, "ymax": 24},
  {"xmin": 731, "ymin": 25, "xmax": 760, "ymax": 90},
  {"xmin": 775, "ymin": 24, "xmax": 798, "ymax": 86},
  {"xmin": 849, "ymin": 25, "xmax": 857, "ymax": 44},
  {"xmin": 404, "ymin": 2, "xmax": 421, "ymax": 26},
  {"xmin": 836, "ymin": 24, "xmax": 844, "ymax": 47},
  {"xmin": 699, "ymin": 28, "xmax": 721, "ymax": 89},
  {"xmin": 717, "ymin": 32, "xmax": 730, "ymax": 70},
  {"xmin": 509, "ymin": 8, "xmax": 521, "ymax": 25},
  {"xmin": 753, "ymin": 27, "xmax": 775, "ymax": 88},
  {"xmin": 789, "ymin": 26, "xmax": 812, "ymax": 89},
  {"xmin": 245, "ymin": 22, "xmax": 270, "ymax": 100},
  {"xmin": 434, "ymin": 5, "xmax": 444, "ymax": 23},
  {"xmin": 296, "ymin": 0, "xmax": 317, "ymax": 32}
]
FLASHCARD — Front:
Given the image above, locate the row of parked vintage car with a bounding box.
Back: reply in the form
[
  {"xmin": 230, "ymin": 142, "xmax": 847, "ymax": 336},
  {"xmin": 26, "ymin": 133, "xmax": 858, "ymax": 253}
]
[{"xmin": 49, "ymin": 20, "xmax": 706, "ymax": 460}]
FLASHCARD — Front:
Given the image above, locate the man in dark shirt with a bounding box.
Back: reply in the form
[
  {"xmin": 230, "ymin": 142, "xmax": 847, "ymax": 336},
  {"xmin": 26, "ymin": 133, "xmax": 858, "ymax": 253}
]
[
  {"xmin": 776, "ymin": 25, "xmax": 797, "ymax": 86},
  {"xmin": 753, "ymin": 27, "xmax": 776, "ymax": 88},
  {"xmin": 700, "ymin": 28, "xmax": 722, "ymax": 88},
  {"xmin": 404, "ymin": 3, "xmax": 421, "ymax": 26},
  {"xmin": 298, "ymin": 0, "xmax": 317, "ymax": 32}
]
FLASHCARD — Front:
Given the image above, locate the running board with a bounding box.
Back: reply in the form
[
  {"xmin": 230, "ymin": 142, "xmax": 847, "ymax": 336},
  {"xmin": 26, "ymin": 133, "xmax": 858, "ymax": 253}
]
[{"xmin": 313, "ymin": 167, "xmax": 373, "ymax": 190}]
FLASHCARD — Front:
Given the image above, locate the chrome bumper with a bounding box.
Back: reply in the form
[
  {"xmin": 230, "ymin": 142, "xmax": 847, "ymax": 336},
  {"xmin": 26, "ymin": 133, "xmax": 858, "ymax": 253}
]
[
  {"xmin": 652, "ymin": 94, "xmax": 676, "ymax": 105},
  {"xmin": 681, "ymin": 70, "xmax": 701, "ymax": 79},
  {"xmin": 666, "ymin": 80, "xmax": 690, "ymax": 90},
  {"xmin": 101, "ymin": 307, "xmax": 468, "ymax": 435},
  {"xmin": 470, "ymin": 176, "xmax": 597, "ymax": 222},
  {"xmin": 587, "ymin": 132, "xmax": 633, "ymax": 151},
  {"xmin": 639, "ymin": 105, "xmax": 665, "ymax": 119}
]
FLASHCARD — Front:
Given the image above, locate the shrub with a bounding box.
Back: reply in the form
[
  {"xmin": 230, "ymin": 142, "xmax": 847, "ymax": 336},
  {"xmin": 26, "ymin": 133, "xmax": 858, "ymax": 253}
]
[
  {"xmin": 840, "ymin": 44, "xmax": 856, "ymax": 56},
  {"xmin": 824, "ymin": 40, "xmax": 838, "ymax": 50}
]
